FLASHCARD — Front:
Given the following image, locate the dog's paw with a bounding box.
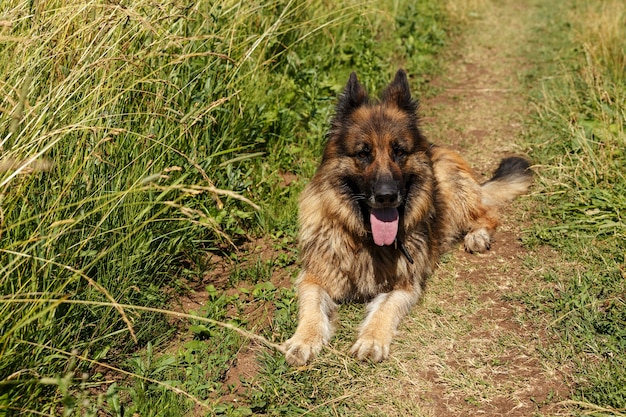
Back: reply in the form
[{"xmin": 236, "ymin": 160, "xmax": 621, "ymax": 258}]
[
  {"xmin": 283, "ymin": 335, "xmax": 323, "ymax": 366},
  {"xmin": 350, "ymin": 337, "xmax": 390, "ymax": 362},
  {"xmin": 464, "ymin": 228, "xmax": 491, "ymax": 253}
]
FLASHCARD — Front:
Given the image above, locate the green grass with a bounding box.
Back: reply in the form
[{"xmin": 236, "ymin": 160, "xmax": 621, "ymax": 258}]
[
  {"xmin": 521, "ymin": 0, "xmax": 626, "ymax": 413},
  {"xmin": 0, "ymin": 0, "xmax": 448, "ymax": 414},
  {"xmin": 7, "ymin": 0, "xmax": 624, "ymax": 414}
]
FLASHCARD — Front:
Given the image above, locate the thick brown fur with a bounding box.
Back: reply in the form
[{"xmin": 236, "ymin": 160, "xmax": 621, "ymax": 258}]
[{"xmin": 283, "ymin": 69, "xmax": 533, "ymax": 366}]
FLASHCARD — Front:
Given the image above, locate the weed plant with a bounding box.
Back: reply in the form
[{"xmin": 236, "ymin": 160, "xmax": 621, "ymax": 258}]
[
  {"xmin": 0, "ymin": 0, "xmax": 448, "ymax": 414},
  {"xmin": 523, "ymin": 0, "xmax": 626, "ymax": 412}
]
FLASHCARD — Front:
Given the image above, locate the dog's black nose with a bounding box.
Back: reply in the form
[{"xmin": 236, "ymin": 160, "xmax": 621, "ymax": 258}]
[{"xmin": 373, "ymin": 181, "xmax": 399, "ymax": 205}]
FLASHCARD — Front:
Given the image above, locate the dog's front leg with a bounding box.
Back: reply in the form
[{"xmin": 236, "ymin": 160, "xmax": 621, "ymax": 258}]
[
  {"xmin": 351, "ymin": 289, "xmax": 418, "ymax": 362},
  {"xmin": 283, "ymin": 275, "xmax": 337, "ymax": 366}
]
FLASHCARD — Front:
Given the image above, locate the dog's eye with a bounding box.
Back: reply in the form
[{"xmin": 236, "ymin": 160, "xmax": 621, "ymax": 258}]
[
  {"xmin": 393, "ymin": 147, "xmax": 406, "ymax": 158},
  {"xmin": 357, "ymin": 150, "xmax": 370, "ymax": 160}
]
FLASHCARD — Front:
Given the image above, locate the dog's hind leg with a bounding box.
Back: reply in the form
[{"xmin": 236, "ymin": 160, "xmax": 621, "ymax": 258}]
[
  {"xmin": 351, "ymin": 288, "xmax": 419, "ymax": 362},
  {"xmin": 464, "ymin": 207, "xmax": 499, "ymax": 253},
  {"xmin": 465, "ymin": 156, "xmax": 533, "ymax": 253},
  {"xmin": 283, "ymin": 274, "xmax": 337, "ymax": 366}
]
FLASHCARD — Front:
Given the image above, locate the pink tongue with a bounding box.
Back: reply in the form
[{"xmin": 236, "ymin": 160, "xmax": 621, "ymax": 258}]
[{"xmin": 370, "ymin": 208, "xmax": 399, "ymax": 246}]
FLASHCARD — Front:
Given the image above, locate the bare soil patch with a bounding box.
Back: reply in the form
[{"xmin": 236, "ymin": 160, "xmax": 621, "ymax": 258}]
[{"xmin": 167, "ymin": 239, "xmax": 295, "ymax": 407}]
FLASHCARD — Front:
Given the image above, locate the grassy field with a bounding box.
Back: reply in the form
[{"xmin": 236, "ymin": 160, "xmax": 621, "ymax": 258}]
[{"xmin": 1, "ymin": 0, "xmax": 624, "ymax": 415}]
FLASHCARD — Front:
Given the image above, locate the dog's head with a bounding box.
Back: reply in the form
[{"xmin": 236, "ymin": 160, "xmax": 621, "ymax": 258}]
[{"xmin": 320, "ymin": 69, "xmax": 432, "ymax": 246}]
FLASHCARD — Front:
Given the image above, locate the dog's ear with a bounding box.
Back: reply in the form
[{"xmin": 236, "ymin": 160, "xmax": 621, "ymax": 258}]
[
  {"xmin": 324, "ymin": 73, "xmax": 368, "ymax": 160},
  {"xmin": 381, "ymin": 69, "xmax": 417, "ymax": 115},
  {"xmin": 334, "ymin": 72, "xmax": 368, "ymax": 120}
]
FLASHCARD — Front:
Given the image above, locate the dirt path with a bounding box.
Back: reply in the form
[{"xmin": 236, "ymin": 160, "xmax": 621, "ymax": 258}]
[{"xmin": 380, "ymin": 0, "xmax": 572, "ymax": 415}]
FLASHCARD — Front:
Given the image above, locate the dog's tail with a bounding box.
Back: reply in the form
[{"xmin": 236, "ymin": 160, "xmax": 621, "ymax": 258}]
[{"xmin": 481, "ymin": 157, "xmax": 533, "ymax": 207}]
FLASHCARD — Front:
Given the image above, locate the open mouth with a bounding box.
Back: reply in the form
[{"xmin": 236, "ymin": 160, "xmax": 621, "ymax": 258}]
[{"xmin": 369, "ymin": 207, "xmax": 399, "ymax": 246}]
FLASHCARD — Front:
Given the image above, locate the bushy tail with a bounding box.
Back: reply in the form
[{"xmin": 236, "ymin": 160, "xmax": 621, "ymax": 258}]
[{"xmin": 481, "ymin": 157, "xmax": 533, "ymax": 207}]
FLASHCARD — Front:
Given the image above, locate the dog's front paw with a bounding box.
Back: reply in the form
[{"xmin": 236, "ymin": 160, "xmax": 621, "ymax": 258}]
[
  {"xmin": 464, "ymin": 228, "xmax": 491, "ymax": 253},
  {"xmin": 283, "ymin": 335, "xmax": 323, "ymax": 366},
  {"xmin": 350, "ymin": 336, "xmax": 390, "ymax": 362}
]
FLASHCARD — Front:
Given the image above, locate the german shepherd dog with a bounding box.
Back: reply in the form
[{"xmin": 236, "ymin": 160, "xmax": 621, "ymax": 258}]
[{"xmin": 283, "ymin": 69, "xmax": 532, "ymax": 366}]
